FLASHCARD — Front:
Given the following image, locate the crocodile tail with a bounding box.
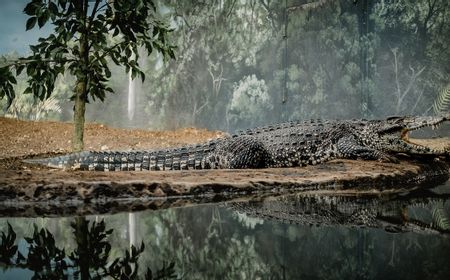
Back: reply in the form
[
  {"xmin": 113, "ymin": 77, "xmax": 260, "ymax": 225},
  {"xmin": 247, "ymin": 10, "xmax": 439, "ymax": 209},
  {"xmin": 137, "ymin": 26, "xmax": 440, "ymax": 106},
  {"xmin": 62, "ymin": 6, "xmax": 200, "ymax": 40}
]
[
  {"xmin": 23, "ymin": 151, "xmax": 92, "ymax": 169},
  {"xmin": 23, "ymin": 141, "xmax": 221, "ymax": 171}
]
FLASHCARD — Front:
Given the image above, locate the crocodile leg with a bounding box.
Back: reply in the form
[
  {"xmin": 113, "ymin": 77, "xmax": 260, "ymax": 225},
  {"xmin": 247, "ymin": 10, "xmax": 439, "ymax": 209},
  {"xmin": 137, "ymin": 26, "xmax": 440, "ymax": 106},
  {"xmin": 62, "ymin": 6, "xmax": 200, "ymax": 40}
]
[
  {"xmin": 208, "ymin": 135, "xmax": 272, "ymax": 169},
  {"xmin": 337, "ymin": 136, "xmax": 399, "ymax": 163}
]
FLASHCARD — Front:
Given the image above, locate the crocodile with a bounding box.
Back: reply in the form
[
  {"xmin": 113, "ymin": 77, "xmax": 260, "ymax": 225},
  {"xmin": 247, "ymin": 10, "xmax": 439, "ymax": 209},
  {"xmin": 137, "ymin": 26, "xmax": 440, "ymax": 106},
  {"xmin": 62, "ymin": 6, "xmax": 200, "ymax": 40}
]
[
  {"xmin": 25, "ymin": 115, "xmax": 450, "ymax": 171},
  {"xmin": 227, "ymin": 190, "xmax": 450, "ymax": 234}
]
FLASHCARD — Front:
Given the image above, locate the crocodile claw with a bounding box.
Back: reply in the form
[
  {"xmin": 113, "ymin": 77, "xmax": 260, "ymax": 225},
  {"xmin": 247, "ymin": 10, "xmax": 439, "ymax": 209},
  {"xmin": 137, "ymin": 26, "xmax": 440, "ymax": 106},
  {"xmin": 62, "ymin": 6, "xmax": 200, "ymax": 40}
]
[{"xmin": 379, "ymin": 154, "xmax": 400, "ymax": 164}]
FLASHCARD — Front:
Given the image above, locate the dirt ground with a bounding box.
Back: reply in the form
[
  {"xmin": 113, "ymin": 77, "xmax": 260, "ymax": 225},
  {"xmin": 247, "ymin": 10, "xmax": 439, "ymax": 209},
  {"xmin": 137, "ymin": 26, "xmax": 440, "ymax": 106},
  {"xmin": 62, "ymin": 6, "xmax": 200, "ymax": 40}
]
[
  {"xmin": 0, "ymin": 117, "xmax": 449, "ymax": 216},
  {"xmin": 0, "ymin": 117, "xmax": 225, "ymax": 161}
]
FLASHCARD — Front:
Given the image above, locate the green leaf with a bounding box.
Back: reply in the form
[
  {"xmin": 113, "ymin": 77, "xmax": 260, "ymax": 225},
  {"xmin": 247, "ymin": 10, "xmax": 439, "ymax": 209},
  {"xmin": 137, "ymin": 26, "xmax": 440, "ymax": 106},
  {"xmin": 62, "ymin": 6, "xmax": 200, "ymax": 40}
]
[
  {"xmin": 23, "ymin": 2, "xmax": 38, "ymax": 16},
  {"xmin": 131, "ymin": 68, "xmax": 137, "ymax": 79},
  {"xmin": 112, "ymin": 28, "xmax": 119, "ymax": 37},
  {"xmin": 104, "ymin": 67, "xmax": 111, "ymax": 78},
  {"xmin": 58, "ymin": 0, "xmax": 67, "ymax": 9},
  {"xmin": 22, "ymin": 86, "xmax": 31, "ymax": 95},
  {"xmin": 25, "ymin": 64, "xmax": 34, "ymax": 76},
  {"xmin": 38, "ymin": 12, "xmax": 50, "ymax": 28},
  {"xmin": 8, "ymin": 76, "xmax": 17, "ymax": 84},
  {"xmin": 110, "ymin": 55, "xmax": 120, "ymax": 66},
  {"xmin": 26, "ymin": 17, "xmax": 37, "ymax": 31},
  {"xmin": 15, "ymin": 66, "xmax": 24, "ymax": 76},
  {"xmin": 48, "ymin": 2, "xmax": 58, "ymax": 15}
]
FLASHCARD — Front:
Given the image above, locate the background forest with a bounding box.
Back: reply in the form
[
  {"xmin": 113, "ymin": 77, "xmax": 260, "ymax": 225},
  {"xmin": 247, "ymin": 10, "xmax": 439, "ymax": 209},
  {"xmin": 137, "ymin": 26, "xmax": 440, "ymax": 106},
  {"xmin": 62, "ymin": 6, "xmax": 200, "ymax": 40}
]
[{"xmin": 1, "ymin": 0, "xmax": 449, "ymax": 132}]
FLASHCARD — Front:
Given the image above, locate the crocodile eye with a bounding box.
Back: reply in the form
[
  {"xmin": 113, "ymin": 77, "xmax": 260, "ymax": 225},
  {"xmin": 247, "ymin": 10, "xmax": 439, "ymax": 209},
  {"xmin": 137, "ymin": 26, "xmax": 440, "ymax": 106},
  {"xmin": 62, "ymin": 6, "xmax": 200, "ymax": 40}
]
[{"xmin": 386, "ymin": 116, "xmax": 402, "ymax": 121}]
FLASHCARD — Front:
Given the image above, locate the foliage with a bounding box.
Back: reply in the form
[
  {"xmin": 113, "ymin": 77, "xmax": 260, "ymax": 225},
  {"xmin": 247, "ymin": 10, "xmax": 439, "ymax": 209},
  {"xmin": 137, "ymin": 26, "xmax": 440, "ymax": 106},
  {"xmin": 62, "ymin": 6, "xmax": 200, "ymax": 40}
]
[
  {"xmin": 0, "ymin": 223, "xmax": 23, "ymax": 266},
  {"xmin": 433, "ymin": 82, "xmax": 450, "ymax": 115},
  {"xmin": 227, "ymin": 75, "xmax": 272, "ymax": 131},
  {"xmin": 0, "ymin": 0, "xmax": 175, "ymax": 150},
  {"xmin": 432, "ymin": 203, "xmax": 450, "ymax": 231},
  {"xmin": 0, "ymin": 0, "xmax": 175, "ymax": 103},
  {"xmin": 1, "ymin": 0, "xmax": 449, "ymax": 131},
  {"xmin": 0, "ymin": 219, "xmax": 178, "ymax": 279},
  {"xmin": 6, "ymin": 95, "xmax": 61, "ymax": 120},
  {"xmin": 0, "ymin": 57, "xmax": 18, "ymax": 108},
  {"xmin": 140, "ymin": 0, "xmax": 274, "ymax": 130},
  {"xmin": 151, "ymin": 0, "xmax": 448, "ymax": 129},
  {"xmin": 371, "ymin": 0, "xmax": 450, "ymax": 116}
]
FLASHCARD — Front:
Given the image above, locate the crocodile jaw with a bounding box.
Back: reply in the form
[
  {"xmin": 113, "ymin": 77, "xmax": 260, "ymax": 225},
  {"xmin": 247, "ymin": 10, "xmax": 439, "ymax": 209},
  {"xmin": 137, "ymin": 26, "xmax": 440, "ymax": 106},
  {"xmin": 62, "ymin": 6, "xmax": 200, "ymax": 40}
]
[{"xmin": 399, "ymin": 118, "xmax": 448, "ymax": 155}]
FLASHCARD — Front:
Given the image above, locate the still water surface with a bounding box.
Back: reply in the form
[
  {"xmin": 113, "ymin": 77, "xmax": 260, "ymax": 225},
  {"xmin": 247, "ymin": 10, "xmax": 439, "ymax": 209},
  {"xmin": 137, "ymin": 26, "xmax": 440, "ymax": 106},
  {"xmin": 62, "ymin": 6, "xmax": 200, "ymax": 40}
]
[{"xmin": 1, "ymin": 181, "xmax": 450, "ymax": 279}]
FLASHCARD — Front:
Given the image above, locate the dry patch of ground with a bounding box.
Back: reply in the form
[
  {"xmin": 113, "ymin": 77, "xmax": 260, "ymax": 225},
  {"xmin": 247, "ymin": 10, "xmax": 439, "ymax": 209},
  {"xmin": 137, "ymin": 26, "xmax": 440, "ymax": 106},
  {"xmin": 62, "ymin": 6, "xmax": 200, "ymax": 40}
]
[{"xmin": 0, "ymin": 117, "xmax": 225, "ymax": 161}]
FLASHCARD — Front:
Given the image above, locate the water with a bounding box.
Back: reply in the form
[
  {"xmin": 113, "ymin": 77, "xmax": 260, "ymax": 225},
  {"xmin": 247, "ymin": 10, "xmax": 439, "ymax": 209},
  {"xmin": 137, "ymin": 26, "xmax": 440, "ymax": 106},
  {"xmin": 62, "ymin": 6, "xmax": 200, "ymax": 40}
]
[{"xmin": 1, "ymin": 181, "xmax": 449, "ymax": 279}]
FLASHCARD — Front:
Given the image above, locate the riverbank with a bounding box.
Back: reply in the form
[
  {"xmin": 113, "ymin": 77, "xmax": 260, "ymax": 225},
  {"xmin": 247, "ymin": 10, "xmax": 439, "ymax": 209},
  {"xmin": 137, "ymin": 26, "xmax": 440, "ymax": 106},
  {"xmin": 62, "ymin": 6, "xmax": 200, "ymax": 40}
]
[{"xmin": 0, "ymin": 117, "xmax": 449, "ymax": 216}]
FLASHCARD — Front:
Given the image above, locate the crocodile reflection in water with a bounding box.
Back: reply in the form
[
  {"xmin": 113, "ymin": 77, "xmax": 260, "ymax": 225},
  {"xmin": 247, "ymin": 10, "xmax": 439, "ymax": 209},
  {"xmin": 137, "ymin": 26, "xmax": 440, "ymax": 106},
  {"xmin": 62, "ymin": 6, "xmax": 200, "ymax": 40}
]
[{"xmin": 228, "ymin": 189, "xmax": 450, "ymax": 234}]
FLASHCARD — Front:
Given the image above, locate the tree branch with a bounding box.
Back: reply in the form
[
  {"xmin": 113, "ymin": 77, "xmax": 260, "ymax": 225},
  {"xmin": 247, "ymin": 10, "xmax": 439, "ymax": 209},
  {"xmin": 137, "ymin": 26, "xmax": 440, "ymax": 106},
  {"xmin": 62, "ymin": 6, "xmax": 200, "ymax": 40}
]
[
  {"xmin": 399, "ymin": 66, "xmax": 425, "ymax": 104},
  {"xmin": 0, "ymin": 58, "xmax": 75, "ymax": 69},
  {"xmin": 94, "ymin": 2, "xmax": 110, "ymax": 16},
  {"xmin": 89, "ymin": 41, "xmax": 124, "ymax": 66},
  {"xmin": 89, "ymin": 0, "xmax": 102, "ymax": 23}
]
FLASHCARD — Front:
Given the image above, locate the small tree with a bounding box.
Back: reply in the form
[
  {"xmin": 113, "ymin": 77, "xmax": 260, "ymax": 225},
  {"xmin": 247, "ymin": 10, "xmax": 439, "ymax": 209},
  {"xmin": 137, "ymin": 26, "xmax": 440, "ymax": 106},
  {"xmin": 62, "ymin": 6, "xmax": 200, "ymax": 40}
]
[{"xmin": 0, "ymin": 0, "xmax": 175, "ymax": 151}]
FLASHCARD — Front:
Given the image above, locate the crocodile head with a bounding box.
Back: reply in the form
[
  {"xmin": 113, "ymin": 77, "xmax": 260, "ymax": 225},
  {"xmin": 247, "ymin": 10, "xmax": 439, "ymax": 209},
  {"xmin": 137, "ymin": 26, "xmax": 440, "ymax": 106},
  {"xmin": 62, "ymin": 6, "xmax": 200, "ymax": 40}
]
[{"xmin": 366, "ymin": 115, "xmax": 450, "ymax": 155}]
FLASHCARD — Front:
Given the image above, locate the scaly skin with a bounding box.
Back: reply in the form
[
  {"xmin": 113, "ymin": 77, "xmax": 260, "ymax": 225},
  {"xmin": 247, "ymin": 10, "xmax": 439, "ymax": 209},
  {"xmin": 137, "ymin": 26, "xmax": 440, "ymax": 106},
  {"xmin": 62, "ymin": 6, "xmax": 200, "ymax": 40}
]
[
  {"xmin": 227, "ymin": 191, "xmax": 450, "ymax": 234},
  {"xmin": 25, "ymin": 115, "xmax": 450, "ymax": 171}
]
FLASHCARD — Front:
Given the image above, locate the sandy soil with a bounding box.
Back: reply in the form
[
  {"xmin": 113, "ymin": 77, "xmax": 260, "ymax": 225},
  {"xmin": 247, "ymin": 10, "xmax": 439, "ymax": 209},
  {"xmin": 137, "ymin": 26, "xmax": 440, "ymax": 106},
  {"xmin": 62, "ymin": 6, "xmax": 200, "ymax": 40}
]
[
  {"xmin": 0, "ymin": 117, "xmax": 449, "ymax": 216},
  {"xmin": 0, "ymin": 117, "xmax": 225, "ymax": 161}
]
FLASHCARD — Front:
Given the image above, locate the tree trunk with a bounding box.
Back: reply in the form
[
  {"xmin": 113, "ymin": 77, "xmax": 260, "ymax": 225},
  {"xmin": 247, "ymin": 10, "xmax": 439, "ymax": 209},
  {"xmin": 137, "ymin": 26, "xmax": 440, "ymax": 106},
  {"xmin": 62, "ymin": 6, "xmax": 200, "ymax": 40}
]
[
  {"xmin": 72, "ymin": 79, "xmax": 86, "ymax": 151},
  {"xmin": 73, "ymin": 0, "xmax": 89, "ymax": 152},
  {"xmin": 73, "ymin": 216, "xmax": 90, "ymax": 280}
]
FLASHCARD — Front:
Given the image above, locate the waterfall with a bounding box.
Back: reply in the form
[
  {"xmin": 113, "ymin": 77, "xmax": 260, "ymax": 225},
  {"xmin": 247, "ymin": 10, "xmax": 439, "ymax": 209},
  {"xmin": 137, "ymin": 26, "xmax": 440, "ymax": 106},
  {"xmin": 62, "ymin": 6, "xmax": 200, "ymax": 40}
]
[{"xmin": 127, "ymin": 70, "xmax": 136, "ymax": 121}]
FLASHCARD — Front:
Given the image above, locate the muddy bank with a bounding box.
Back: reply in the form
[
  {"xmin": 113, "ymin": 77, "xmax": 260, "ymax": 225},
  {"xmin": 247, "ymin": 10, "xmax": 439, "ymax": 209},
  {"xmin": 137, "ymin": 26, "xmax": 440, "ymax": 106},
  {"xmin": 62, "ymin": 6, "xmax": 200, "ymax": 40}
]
[{"xmin": 0, "ymin": 158, "xmax": 449, "ymax": 216}]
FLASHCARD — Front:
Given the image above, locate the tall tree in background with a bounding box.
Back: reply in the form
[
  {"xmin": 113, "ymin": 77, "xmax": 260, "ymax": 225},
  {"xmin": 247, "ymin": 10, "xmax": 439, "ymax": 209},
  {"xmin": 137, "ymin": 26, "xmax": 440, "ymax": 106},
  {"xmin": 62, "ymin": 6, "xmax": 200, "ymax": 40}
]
[{"xmin": 0, "ymin": 0, "xmax": 175, "ymax": 151}]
